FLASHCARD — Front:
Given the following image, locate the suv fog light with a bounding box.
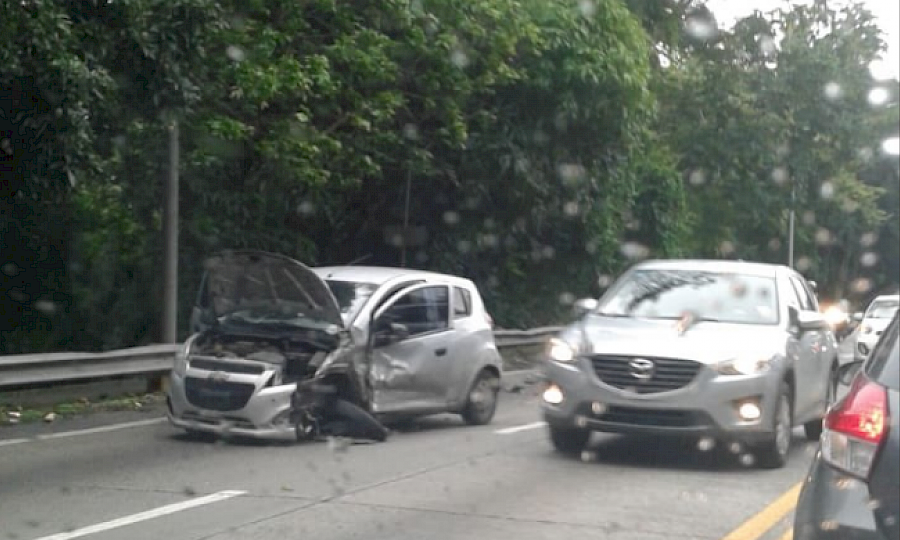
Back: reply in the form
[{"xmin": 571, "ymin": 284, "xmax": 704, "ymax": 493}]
[
  {"xmin": 542, "ymin": 384, "xmax": 564, "ymax": 405},
  {"xmin": 738, "ymin": 401, "xmax": 761, "ymax": 421}
]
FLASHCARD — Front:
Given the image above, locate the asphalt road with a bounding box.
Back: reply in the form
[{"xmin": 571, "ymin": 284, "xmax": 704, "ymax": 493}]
[{"xmin": 1, "ymin": 339, "xmax": 856, "ymax": 540}]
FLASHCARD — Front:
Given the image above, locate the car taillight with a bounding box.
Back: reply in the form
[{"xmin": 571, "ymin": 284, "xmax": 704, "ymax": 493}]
[{"xmin": 821, "ymin": 376, "xmax": 889, "ymax": 479}]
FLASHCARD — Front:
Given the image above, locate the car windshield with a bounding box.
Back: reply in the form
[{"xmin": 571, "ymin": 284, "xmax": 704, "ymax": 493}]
[
  {"xmin": 597, "ymin": 269, "xmax": 780, "ymax": 325},
  {"xmin": 326, "ymin": 280, "xmax": 379, "ymax": 323},
  {"xmin": 866, "ymin": 300, "xmax": 899, "ymax": 319}
]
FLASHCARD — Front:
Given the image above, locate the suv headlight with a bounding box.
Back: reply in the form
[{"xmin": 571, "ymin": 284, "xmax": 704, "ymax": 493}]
[
  {"xmin": 716, "ymin": 354, "xmax": 772, "ymax": 376},
  {"xmin": 548, "ymin": 337, "xmax": 579, "ymax": 363}
]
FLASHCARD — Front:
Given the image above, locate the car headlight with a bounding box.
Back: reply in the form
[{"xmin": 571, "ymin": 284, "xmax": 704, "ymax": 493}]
[
  {"xmin": 548, "ymin": 337, "xmax": 579, "ymax": 363},
  {"xmin": 172, "ymin": 338, "xmax": 192, "ymax": 377},
  {"xmin": 716, "ymin": 354, "xmax": 773, "ymax": 376}
]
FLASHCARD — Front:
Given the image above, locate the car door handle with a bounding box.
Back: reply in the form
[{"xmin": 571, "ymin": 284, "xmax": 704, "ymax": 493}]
[{"xmin": 435, "ymin": 348, "xmax": 448, "ymax": 357}]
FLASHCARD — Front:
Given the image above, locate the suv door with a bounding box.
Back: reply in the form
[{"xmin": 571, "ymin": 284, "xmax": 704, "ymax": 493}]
[
  {"xmin": 368, "ymin": 284, "xmax": 455, "ymax": 413},
  {"xmin": 785, "ymin": 275, "xmax": 827, "ymax": 422}
]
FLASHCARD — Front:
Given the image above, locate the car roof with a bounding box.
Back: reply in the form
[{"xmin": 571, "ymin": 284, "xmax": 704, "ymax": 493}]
[
  {"xmin": 871, "ymin": 294, "xmax": 900, "ymax": 303},
  {"xmin": 312, "ymin": 265, "xmax": 470, "ymax": 286},
  {"xmin": 632, "ymin": 259, "xmax": 787, "ymax": 278}
]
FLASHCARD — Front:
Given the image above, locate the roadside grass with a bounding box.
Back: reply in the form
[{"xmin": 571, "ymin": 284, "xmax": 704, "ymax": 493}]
[{"xmin": 0, "ymin": 393, "xmax": 165, "ymax": 426}]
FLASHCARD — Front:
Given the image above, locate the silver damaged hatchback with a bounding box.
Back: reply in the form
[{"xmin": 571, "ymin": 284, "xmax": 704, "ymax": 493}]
[
  {"xmin": 541, "ymin": 259, "xmax": 839, "ymax": 468},
  {"xmin": 166, "ymin": 251, "xmax": 503, "ymax": 441}
]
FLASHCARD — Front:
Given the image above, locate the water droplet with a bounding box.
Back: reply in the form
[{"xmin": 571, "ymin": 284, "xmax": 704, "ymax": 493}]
[
  {"xmin": 719, "ymin": 241, "xmax": 735, "ymax": 255},
  {"xmin": 688, "ymin": 169, "xmax": 706, "ymax": 186},
  {"xmin": 851, "ymin": 278, "xmax": 872, "ymax": 293},
  {"xmin": 776, "ymin": 143, "xmax": 790, "ymax": 159},
  {"xmin": 598, "ymin": 275, "xmax": 612, "ymax": 288},
  {"xmin": 819, "ymin": 520, "xmax": 839, "ymax": 531},
  {"xmin": 868, "ymin": 87, "xmax": 890, "ymax": 106},
  {"xmin": 443, "ymin": 211, "xmax": 460, "ymax": 225},
  {"xmin": 820, "ymin": 182, "xmax": 835, "ymax": 199},
  {"xmin": 559, "ymin": 292, "xmax": 575, "ymax": 305},
  {"xmin": 542, "ymin": 246, "xmax": 556, "ymax": 259},
  {"xmin": 882, "ymin": 136, "xmax": 900, "ymax": 156},
  {"xmin": 758, "ymin": 35, "xmax": 776, "ymax": 55},
  {"xmin": 867, "ymin": 498, "xmax": 882, "ymax": 510},
  {"xmin": 457, "ymin": 240, "xmax": 472, "ymax": 253},
  {"xmin": 2, "ymin": 262, "xmax": 18, "ymax": 277},
  {"xmin": 563, "ymin": 201, "xmax": 580, "ymax": 216},
  {"xmin": 451, "ymin": 49, "xmax": 469, "ymax": 68},
  {"xmin": 815, "ymin": 228, "xmax": 832, "ymax": 245},
  {"xmin": 768, "ymin": 238, "xmax": 782, "ymax": 251},
  {"xmin": 883, "ymin": 515, "xmax": 897, "ymax": 526},
  {"xmin": 857, "ymin": 147, "xmax": 874, "ymax": 161},
  {"xmin": 585, "ymin": 241, "xmax": 598, "ymax": 254},
  {"xmin": 577, "ymin": 0, "xmax": 596, "ymax": 17},
  {"xmin": 861, "ymin": 252, "xmax": 878, "ymax": 267},
  {"xmin": 403, "ymin": 124, "xmax": 419, "ymax": 140},
  {"xmin": 796, "ymin": 256, "xmax": 811, "ymax": 272},
  {"xmin": 482, "ymin": 234, "xmax": 498, "ymax": 248},
  {"xmin": 860, "ymin": 232, "xmax": 877, "ymax": 247},
  {"xmin": 558, "ymin": 163, "xmax": 587, "ymax": 183},
  {"xmin": 591, "ymin": 402, "xmax": 607, "ymax": 415},
  {"xmin": 415, "ymin": 251, "xmax": 428, "ymax": 264},
  {"xmin": 697, "ymin": 437, "xmax": 716, "ymax": 452},
  {"xmin": 297, "ymin": 201, "xmax": 315, "ymax": 215},
  {"xmin": 823, "ymin": 82, "xmax": 843, "ymax": 101},
  {"xmin": 739, "ymin": 454, "xmax": 755, "ymax": 466},
  {"xmin": 728, "ymin": 442, "xmax": 743, "ymax": 454},
  {"xmin": 620, "ymin": 242, "xmax": 650, "ymax": 260},
  {"xmin": 580, "ymin": 450, "xmax": 597, "ymax": 462},
  {"xmin": 226, "ymin": 45, "xmax": 245, "ymax": 62},
  {"xmin": 685, "ymin": 15, "xmax": 718, "ymax": 41},
  {"xmin": 771, "ymin": 167, "xmax": 789, "ymax": 185},
  {"xmin": 802, "ymin": 211, "xmax": 816, "ymax": 226}
]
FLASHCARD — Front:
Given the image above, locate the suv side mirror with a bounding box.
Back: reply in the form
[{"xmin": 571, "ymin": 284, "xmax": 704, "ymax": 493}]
[
  {"xmin": 837, "ymin": 360, "xmax": 863, "ymax": 386},
  {"xmin": 573, "ymin": 298, "xmax": 599, "ymax": 317}
]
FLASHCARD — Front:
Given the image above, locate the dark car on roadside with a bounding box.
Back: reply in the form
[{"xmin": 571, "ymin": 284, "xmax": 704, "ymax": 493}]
[{"xmin": 793, "ymin": 312, "xmax": 899, "ymax": 540}]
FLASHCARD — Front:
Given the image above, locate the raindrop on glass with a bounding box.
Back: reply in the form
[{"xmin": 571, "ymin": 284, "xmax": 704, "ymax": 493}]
[
  {"xmin": 771, "ymin": 167, "xmax": 789, "ymax": 185},
  {"xmin": 451, "ymin": 49, "xmax": 469, "ymax": 68},
  {"xmin": 728, "ymin": 442, "xmax": 742, "ymax": 454},
  {"xmin": 882, "ymin": 137, "xmax": 900, "ymax": 156},
  {"xmin": 620, "ymin": 242, "xmax": 650, "ymax": 260},
  {"xmin": 758, "ymin": 35, "xmax": 776, "ymax": 55},
  {"xmin": 297, "ymin": 201, "xmax": 315, "ymax": 215},
  {"xmin": 2, "ymin": 262, "xmax": 18, "ymax": 277},
  {"xmin": 820, "ymin": 182, "xmax": 835, "ymax": 199},
  {"xmin": 482, "ymin": 234, "xmax": 499, "ymax": 248},
  {"xmin": 768, "ymin": 238, "xmax": 782, "ymax": 251},
  {"xmin": 580, "ymin": 450, "xmax": 597, "ymax": 462},
  {"xmin": 815, "ymin": 228, "xmax": 832, "ymax": 245},
  {"xmin": 685, "ymin": 15, "xmax": 718, "ymax": 41},
  {"xmin": 542, "ymin": 246, "xmax": 556, "ymax": 259},
  {"xmin": 861, "ymin": 252, "xmax": 878, "ymax": 267},
  {"xmin": 739, "ymin": 454, "xmax": 755, "ymax": 467},
  {"xmin": 688, "ymin": 169, "xmax": 706, "ymax": 186},
  {"xmin": 796, "ymin": 256, "xmax": 811, "ymax": 272},
  {"xmin": 578, "ymin": 0, "xmax": 596, "ymax": 17},
  {"xmin": 34, "ymin": 300, "xmax": 57, "ymax": 316},
  {"xmin": 558, "ymin": 163, "xmax": 587, "ymax": 183},
  {"xmin": 564, "ymin": 201, "xmax": 580, "ymax": 216},
  {"xmin": 851, "ymin": 278, "xmax": 872, "ymax": 294},
  {"xmin": 457, "ymin": 240, "xmax": 472, "ymax": 253},
  {"xmin": 559, "ymin": 292, "xmax": 576, "ymax": 305},
  {"xmin": 823, "ymin": 82, "xmax": 843, "ymax": 101},
  {"xmin": 802, "ymin": 211, "xmax": 816, "ymax": 226},
  {"xmin": 697, "ymin": 437, "xmax": 716, "ymax": 452},
  {"xmin": 585, "ymin": 241, "xmax": 598, "ymax": 254},
  {"xmin": 443, "ymin": 211, "xmax": 460, "ymax": 225},
  {"xmin": 403, "ymin": 124, "xmax": 419, "ymax": 140},
  {"xmin": 226, "ymin": 45, "xmax": 246, "ymax": 62},
  {"xmin": 719, "ymin": 241, "xmax": 735, "ymax": 255},
  {"xmin": 860, "ymin": 232, "xmax": 877, "ymax": 247},
  {"xmin": 868, "ymin": 87, "xmax": 890, "ymax": 106},
  {"xmin": 598, "ymin": 275, "xmax": 612, "ymax": 288}
]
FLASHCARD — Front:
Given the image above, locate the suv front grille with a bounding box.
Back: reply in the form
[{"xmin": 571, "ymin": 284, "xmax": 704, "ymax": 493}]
[
  {"xmin": 184, "ymin": 377, "xmax": 255, "ymax": 411},
  {"xmin": 189, "ymin": 357, "xmax": 265, "ymax": 375},
  {"xmin": 580, "ymin": 404, "xmax": 711, "ymax": 428},
  {"xmin": 589, "ymin": 355, "xmax": 701, "ymax": 394}
]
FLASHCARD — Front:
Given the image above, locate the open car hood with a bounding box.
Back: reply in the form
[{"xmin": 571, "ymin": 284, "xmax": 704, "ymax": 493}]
[{"xmin": 201, "ymin": 250, "xmax": 344, "ymax": 329}]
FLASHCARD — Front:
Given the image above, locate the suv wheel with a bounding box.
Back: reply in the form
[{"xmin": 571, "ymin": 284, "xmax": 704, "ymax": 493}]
[
  {"xmin": 803, "ymin": 363, "xmax": 838, "ymax": 441},
  {"xmin": 549, "ymin": 424, "xmax": 591, "ymax": 455},
  {"xmin": 756, "ymin": 382, "xmax": 792, "ymax": 469},
  {"xmin": 461, "ymin": 371, "xmax": 500, "ymax": 425}
]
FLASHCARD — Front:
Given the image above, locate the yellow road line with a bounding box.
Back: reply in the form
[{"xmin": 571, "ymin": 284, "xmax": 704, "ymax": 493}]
[
  {"xmin": 719, "ymin": 482, "xmax": 803, "ymax": 540},
  {"xmin": 779, "ymin": 528, "xmax": 793, "ymax": 540}
]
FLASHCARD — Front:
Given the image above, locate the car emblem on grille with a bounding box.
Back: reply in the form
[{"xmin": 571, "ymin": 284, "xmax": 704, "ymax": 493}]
[
  {"xmin": 628, "ymin": 358, "xmax": 655, "ymax": 380},
  {"xmin": 208, "ymin": 371, "xmax": 230, "ymax": 383}
]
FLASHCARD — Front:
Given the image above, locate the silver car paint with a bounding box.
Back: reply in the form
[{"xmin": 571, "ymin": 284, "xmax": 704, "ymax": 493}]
[
  {"xmin": 542, "ymin": 260, "xmax": 837, "ymax": 441},
  {"xmin": 168, "ymin": 265, "xmax": 501, "ymax": 439}
]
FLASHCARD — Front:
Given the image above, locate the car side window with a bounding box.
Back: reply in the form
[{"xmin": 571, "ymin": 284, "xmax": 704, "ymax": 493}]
[
  {"xmin": 453, "ymin": 287, "xmax": 472, "ymax": 319},
  {"xmin": 382, "ymin": 286, "xmax": 450, "ymax": 337},
  {"xmin": 788, "ymin": 276, "xmax": 815, "ymax": 311}
]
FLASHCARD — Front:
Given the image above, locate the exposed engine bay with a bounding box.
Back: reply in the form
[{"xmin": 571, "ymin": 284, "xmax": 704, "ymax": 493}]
[{"xmin": 189, "ymin": 331, "xmax": 333, "ymax": 385}]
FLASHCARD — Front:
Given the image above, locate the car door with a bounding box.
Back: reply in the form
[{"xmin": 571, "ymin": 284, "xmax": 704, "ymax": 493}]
[
  {"xmin": 787, "ymin": 274, "xmax": 828, "ymax": 421},
  {"xmin": 368, "ymin": 283, "xmax": 455, "ymax": 413}
]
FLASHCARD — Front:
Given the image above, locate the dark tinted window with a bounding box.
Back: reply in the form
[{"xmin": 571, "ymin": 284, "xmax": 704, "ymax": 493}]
[
  {"xmin": 326, "ymin": 280, "xmax": 378, "ymax": 320},
  {"xmin": 866, "ymin": 313, "xmax": 899, "ymax": 391},
  {"xmin": 453, "ymin": 287, "xmax": 472, "ymax": 318},
  {"xmin": 382, "ymin": 286, "xmax": 450, "ymax": 336}
]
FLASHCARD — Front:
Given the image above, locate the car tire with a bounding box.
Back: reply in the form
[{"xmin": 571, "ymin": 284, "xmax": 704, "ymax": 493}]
[
  {"xmin": 461, "ymin": 371, "xmax": 500, "ymax": 426},
  {"xmin": 755, "ymin": 382, "xmax": 792, "ymax": 469},
  {"xmin": 803, "ymin": 362, "xmax": 838, "ymax": 441},
  {"xmin": 548, "ymin": 424, "xmax": 591, "ymax": 455}
]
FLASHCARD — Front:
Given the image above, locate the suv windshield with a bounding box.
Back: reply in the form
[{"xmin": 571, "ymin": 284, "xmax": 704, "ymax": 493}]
[
  {"xmin": 326, "ymin": 280, "xmax": 379, "ymax": 323},
  {"xmin": 598, "ymin": 269, "xmax": 780, "ymax": 325},
  {"xmin": 866, "ymin": 300, "xmax": 899, "ymax": 319}
]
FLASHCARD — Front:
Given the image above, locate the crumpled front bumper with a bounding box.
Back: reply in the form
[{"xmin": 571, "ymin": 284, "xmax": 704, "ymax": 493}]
[{"xmin": 166, "ymin": 371, "xmax": 297, "ymax": 441}]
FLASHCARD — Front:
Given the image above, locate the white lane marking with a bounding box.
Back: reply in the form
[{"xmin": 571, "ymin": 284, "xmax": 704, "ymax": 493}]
[
  {"xmin": 0, "ymin": 437, "xmax": 30, "ymax": 447},
  {"xmin": 35, "ymin": 418, "xmax": 167, "ymax": 441},
  {"xmin": 494, "ymin": 421, "xmax": 547, "ymax": 434},
  {"xmin": 32, "ymin": 490, "xmax": 246, "ymax": 540}
]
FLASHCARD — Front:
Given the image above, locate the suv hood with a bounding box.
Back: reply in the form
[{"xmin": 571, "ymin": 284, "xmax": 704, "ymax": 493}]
[
  {"xmin": 202, "ymin": 250, "xmax": 344, "ymax": 330},
  {"xmin": 572, "ymin": 315, "xmax": 783, "ymax": 364}
]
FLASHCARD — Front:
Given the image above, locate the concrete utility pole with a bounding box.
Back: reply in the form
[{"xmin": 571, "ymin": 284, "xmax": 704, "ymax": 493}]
[
  {"xmin": 787, "ymin": 180, "xmax": 796, "ymax": 269},
  {"xmin": 161, "ymin": 120, "xmax": 179, "ymax": 344}
]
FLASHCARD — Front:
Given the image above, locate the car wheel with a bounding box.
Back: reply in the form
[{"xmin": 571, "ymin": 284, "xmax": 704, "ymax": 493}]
[
  {"xmin": 548, "ymin": 424, "xmax": 591, "ymax": 455},
  {"xmin": 803, "ymin": 363, "xmax": 838, "ymax": 441},
  {"xmin": 756, "ymin": 382, "xmax": 792, "ymax": 469},
  {"xmin": 461, "ymin": 371, "xmax": 500, "ymax": 426}
]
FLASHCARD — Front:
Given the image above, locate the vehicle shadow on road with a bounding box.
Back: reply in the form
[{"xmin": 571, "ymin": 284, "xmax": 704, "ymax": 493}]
[{"xmin": 562, "ymin": 432, "xmax": 816, "ymax": 473}]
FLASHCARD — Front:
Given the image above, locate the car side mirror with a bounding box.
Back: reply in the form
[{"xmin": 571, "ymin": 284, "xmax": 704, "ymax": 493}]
[
  {"xmin": 837, "ymin": 360, "xmax": 863, "ymax": 386},
  {"xmin": 373, "ymin": 320, "xmax": 409, "ymax": 347},
  {"xmin": 573, "ymin": 298, "xmax": 599, "ymax": 317},
  {"xmin": 796, "ymin": 310, "xmax": 829, "ymax": 331}
]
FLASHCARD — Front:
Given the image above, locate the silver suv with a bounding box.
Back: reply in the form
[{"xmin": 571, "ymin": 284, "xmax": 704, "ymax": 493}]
[
  {"xmin": 540, "ymin": 259, "xmax": 838, "ymax": 468},
  {"xmin": 167, "ymin": 251, "xmax": 502, "ymax": 440}
]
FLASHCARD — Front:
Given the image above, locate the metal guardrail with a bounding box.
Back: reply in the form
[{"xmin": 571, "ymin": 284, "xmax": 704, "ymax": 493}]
[{"xmin": 0, "ymin": 328, "xmax": 562, "ymax": 391}]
